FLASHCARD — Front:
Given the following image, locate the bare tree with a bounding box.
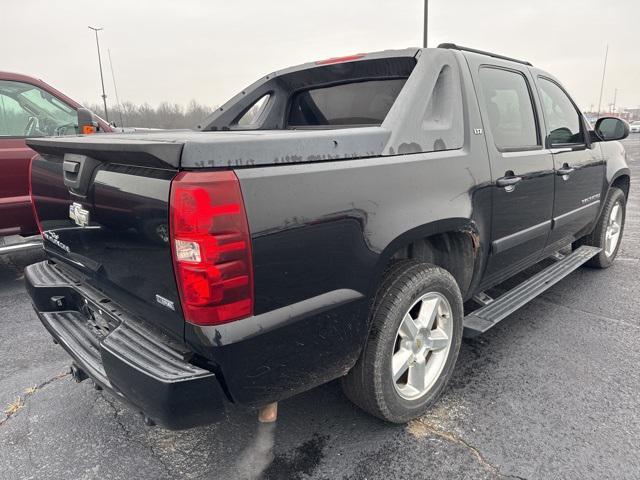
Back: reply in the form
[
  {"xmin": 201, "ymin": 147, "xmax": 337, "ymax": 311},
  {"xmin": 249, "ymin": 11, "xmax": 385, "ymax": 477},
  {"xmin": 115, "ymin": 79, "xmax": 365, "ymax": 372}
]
[{"xmin": 84, "ymin": 100, "xmax": 216, "ymax": 129}]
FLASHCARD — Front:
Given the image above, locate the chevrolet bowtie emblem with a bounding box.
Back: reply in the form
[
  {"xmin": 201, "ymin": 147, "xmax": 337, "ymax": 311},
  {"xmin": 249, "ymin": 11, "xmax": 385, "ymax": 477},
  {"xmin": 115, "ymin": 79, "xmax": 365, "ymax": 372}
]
[{"xmin": 69, "ymin": 202, "xmax": 90, "ymax": 227}]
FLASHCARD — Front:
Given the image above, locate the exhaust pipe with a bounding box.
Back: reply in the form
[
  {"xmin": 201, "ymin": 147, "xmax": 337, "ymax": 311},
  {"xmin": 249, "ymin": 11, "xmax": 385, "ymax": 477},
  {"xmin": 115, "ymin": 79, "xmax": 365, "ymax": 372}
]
[{"xmin": 258, "ymin": 402, "xmax": 278, "ymax": 423}]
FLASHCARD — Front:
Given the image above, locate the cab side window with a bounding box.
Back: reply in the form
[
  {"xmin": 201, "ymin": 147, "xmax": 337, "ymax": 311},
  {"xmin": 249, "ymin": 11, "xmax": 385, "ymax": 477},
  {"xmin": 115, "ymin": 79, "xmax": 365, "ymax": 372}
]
[
  {"xmin": 478, "ymin": 67, "xmax": 539, "ymax": 151},
  {"xmin": 0, "ymin": 80, "xmax": 77, "ymax": 137},
  {"xmin": 538, "ymin": 78, "xmax": 584, "ymax": 146}
]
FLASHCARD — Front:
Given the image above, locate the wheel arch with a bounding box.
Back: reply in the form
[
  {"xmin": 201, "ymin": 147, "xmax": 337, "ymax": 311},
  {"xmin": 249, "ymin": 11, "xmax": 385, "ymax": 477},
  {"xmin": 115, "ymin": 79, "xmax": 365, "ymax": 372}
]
[
  {"xmin": 595, "ymin": 169, "xmax": 631, "ymax": 223},
  {"xmin": 369, "ymin": 218, "xmax": 480, "ymax": 302},
  {"xmin": 610, "ymin": 171, "xmax": 630, "ymax": 201}
]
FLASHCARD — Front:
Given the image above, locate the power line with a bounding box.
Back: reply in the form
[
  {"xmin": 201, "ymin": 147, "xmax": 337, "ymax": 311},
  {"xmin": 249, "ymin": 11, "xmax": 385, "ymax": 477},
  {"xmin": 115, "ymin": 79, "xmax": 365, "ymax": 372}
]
[{"xmin": 108, "ymin": 49, "xmax": 125, "ymax": 128}]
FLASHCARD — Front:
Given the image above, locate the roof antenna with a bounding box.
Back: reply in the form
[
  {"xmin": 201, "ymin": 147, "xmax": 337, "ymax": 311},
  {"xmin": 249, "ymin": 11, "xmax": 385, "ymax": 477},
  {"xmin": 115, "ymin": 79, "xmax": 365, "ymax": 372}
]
[
  {"xmin": 596, "ymin": 44, "xmax": 608, "ymax": 116},
  {"xmin": 108, "ymin": 49, "xmax": 125, "ymax": 129}
]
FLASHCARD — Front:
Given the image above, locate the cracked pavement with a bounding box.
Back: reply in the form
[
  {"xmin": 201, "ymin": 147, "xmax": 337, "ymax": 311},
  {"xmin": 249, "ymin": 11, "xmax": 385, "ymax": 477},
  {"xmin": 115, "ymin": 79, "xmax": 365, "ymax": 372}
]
[{"xmin": 1, "ymin": 136, "xmax": 639, "ymax": 479}]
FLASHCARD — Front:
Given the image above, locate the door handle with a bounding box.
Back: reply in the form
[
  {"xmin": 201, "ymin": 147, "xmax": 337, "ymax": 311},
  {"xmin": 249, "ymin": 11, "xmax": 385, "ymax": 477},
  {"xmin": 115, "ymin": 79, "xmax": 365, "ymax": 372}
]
[
  {"xmin": 556, "ymin": 164, "xmax": 575, "ymax": 176},
  {"xmin": 496, "ymin": 175, "xmax": 523, "ymax": 188}
]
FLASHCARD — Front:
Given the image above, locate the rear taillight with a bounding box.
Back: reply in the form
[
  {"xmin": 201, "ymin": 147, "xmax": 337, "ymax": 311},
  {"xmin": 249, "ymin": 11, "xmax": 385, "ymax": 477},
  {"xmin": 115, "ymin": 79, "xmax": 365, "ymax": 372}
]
[
  {"xmin": 170, "ymin": 171, "xmax": 253, "ymax": 326},
  {"xmin": 28, "ymin": 155, "xmax": 43, "ymax": 235}
]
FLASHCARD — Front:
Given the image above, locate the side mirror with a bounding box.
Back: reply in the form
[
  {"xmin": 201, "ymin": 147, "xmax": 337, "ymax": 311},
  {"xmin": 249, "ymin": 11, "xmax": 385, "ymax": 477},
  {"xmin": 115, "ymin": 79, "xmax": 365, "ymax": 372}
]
[
  {"xmin": 594, "ymin": 117, "xmax": 629, "ymax": 142},
  {"xmin": 76, "ymin": 108, "xmax": 97, "ymax": 134}
]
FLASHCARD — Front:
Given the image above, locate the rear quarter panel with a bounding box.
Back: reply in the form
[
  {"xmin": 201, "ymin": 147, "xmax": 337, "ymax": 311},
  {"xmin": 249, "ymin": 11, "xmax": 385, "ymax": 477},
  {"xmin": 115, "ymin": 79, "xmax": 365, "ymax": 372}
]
[{"xmin": 186, "ymin": 144, "xmax": 492, "ymax": 406}]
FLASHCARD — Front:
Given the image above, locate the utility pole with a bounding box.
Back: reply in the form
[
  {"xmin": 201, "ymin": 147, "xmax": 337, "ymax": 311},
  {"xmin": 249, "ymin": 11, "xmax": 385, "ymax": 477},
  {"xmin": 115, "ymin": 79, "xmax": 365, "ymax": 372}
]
[
  {"xmin": 596, "ymin": 44, "xmax": 608, "ymax": 116},
  {"xmin": 88, "ymin": 26, "xmax": 109, "ymax": 122},
  {"xmin": 612, "ymin": 88, "xmax": 618, "ymax": 115},
  {"xmin": 423, "ymin": 0, "xmax": 429, "ymax": 48}
]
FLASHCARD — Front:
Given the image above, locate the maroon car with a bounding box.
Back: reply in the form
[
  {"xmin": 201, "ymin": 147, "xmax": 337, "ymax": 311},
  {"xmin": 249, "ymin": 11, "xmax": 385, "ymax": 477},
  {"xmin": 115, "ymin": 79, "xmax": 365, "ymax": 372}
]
[{"xmin": 0, "ymin": 71, "xmax": 110, "ymax": 240}]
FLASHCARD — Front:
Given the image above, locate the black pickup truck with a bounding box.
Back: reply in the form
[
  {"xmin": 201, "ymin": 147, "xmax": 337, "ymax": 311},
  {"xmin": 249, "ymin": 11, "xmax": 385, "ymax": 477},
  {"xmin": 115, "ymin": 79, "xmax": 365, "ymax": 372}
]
[{"xmin": 25, "ymin": 44, "xmax": 630, "ymax": 429}]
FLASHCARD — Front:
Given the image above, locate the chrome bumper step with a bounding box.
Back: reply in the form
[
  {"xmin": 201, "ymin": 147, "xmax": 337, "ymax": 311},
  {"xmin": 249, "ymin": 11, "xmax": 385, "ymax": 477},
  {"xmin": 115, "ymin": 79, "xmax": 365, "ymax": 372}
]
[
  {"xmin": 0, "ymin": 236, "xmax": 42, "ymax": 255},
  {"xmin": 463, "ymin": 246, "xmax": 601, "ymax": 337}
]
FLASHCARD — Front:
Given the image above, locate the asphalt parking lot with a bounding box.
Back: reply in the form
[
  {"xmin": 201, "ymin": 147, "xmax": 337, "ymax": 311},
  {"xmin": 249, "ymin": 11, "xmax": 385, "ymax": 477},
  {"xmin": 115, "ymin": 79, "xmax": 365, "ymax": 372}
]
[{"xmin": 1, "ymin": 136, "xmax": 639, "ymax": 480}]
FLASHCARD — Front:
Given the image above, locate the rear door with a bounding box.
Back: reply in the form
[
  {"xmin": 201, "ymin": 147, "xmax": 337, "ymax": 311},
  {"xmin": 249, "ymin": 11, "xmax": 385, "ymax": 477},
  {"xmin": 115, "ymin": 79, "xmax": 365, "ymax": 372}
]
[
  {"xmin": 465, "ymin": 53, "xmax": 555, "ymax": 287},
  {"xmin": 532, "ymin": 74, "xmax": 605, "ymax": 249},
  {"xmin": 0, "ymin": 137, "xmax": 35, "ymax": 236}
]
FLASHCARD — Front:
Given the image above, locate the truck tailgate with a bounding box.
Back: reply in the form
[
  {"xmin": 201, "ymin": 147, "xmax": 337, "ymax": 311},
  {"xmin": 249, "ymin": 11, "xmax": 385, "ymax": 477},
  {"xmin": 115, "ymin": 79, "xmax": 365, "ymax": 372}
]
[{"xmin": 28, "ymin": 137, "xmax": 185, "ymax": 340}]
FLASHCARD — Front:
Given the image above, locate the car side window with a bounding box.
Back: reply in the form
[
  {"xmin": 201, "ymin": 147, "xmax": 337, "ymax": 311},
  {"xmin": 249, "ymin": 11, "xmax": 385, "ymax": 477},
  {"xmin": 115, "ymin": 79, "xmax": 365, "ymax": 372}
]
[
  {"xmin": 0, "ymin": 80, "xmax": 77, "ymax": 137},
  {"xmin": 478, "ymin": 67, "xmax": 539, "ymax": 151},
  {"xmin": 537, "ymin": 78, "xmax": 584, "ymax": 146}
]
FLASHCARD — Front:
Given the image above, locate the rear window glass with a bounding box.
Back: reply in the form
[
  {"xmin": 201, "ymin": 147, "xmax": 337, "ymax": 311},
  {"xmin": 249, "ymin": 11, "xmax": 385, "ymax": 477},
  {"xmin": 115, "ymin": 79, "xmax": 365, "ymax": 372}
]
[
  {"xmin": 288, "ymin": 78, "xmax": 406, "ymax": 127},
  {"xmin": 478, "ymin": 67, "xmax": 539, "ymax": 151}
]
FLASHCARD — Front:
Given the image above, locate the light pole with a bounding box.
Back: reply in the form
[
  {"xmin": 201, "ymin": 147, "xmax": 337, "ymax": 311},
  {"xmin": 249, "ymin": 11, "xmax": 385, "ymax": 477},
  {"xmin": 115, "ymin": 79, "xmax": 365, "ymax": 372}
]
[
  {"xmin": 423, "ymin": 0, "xmax": 429, "ymax": 48},
  {"xmin": 88, "ymin": 26, "xmax": 109, "ymax": 122}
]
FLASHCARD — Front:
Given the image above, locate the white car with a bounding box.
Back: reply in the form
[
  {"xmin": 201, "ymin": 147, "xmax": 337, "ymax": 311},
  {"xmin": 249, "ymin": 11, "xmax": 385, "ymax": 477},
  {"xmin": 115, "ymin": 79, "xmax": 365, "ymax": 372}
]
[{"xmin": 630, "ymin": 121, "xmax": 640, "ymax": 133}]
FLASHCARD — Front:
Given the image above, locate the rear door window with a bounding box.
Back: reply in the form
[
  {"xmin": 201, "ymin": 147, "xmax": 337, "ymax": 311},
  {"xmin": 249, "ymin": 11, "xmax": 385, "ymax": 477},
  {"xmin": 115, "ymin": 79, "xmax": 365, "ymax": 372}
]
[
  {"xmin": 288, "ymin": 78, "xmax": 406, "ymax": 127},
  {"xmin": 478, "ymin": 67, "xmax": 539, "ymax": 151}
]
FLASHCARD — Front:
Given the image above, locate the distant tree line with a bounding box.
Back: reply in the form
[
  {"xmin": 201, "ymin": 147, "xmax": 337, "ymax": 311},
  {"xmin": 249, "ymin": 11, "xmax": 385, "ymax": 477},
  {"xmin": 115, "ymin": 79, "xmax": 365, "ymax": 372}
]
[{"xmin": 85, "ymin": 100, "xmax": 217, "ymax": 130}]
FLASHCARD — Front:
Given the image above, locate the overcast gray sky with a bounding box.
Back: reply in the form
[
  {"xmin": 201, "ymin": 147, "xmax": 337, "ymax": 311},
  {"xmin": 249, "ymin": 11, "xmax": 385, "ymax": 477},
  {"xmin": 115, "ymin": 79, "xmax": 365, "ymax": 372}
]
[{"xmin": 2, "ymin": 0, "xmax": 639, "ymax": 112}]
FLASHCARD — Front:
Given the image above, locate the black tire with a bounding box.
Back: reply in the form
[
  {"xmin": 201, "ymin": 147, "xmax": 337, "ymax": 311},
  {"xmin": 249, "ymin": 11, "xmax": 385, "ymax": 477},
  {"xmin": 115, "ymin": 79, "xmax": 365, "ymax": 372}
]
[
  {"xmin": 575, "ymin": 187, "xmax": 626, "ymax": 268},
  {"xmin": 341, "ymin": 260, "xmax": 463, "ymax": 423}
]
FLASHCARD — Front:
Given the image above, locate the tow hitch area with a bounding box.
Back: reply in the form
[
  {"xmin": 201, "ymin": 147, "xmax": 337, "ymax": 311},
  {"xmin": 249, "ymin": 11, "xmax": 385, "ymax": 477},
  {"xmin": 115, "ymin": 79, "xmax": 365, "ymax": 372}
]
[
  {"xmin": 25, "ymin": 260, "xmax": 229, "ymax": 430},
  {"xmin": 70, "ymin": 364, "xmax": 88, "ymax": 383}
]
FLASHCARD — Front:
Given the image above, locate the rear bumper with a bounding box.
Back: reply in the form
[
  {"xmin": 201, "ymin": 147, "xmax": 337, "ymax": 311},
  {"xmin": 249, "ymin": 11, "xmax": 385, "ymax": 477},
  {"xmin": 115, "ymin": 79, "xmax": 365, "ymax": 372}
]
[{"xmin": 25, "ymin": 260, "xmax": 227, "ymax": 430}]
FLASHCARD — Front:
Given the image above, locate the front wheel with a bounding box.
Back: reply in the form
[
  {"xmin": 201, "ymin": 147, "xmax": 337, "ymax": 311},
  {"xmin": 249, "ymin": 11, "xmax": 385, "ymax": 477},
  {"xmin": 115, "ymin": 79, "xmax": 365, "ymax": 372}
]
[
  {"xmin": 575, "ymin": 187, "xmax": 626, "ymax": 268},
  {"xmin": 341, "ymin": 260, "xmax": 463, "ymax": 423}
]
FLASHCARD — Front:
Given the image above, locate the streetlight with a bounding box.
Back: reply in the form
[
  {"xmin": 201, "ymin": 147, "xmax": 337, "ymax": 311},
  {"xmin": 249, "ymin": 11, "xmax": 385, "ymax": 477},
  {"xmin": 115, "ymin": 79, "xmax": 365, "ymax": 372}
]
[
  {"xmin": 88, "ymin": 26, "xmax": 109, "ymax": 122},
  {"xmin": 423, "ymin": 0, "xmax": 429, "ymax": 48}
]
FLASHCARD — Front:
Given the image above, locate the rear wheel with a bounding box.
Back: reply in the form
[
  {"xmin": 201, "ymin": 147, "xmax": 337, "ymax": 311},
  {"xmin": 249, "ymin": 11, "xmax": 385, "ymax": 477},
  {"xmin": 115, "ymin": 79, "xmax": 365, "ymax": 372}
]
[
  {"xmin": 342, "ymin": 260, "xmax": 463, "ymax": 423},
  {"xmin": 575, "ymin": 187, "xmax": 626, "ymax": 268}
]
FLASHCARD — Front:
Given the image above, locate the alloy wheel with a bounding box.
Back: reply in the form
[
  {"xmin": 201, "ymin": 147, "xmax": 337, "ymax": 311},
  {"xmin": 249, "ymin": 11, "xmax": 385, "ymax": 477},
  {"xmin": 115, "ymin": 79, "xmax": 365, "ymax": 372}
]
[
  {"xmin": 391, "ymin": 292, "xmax": 453, "ymax": 400},
  {"xmin": 605, "ymin": 200, "xmax": 623, "ymax": 257}
]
